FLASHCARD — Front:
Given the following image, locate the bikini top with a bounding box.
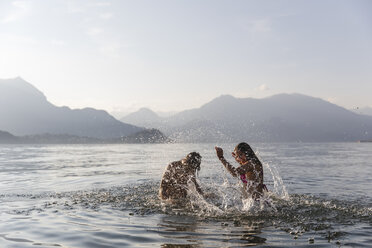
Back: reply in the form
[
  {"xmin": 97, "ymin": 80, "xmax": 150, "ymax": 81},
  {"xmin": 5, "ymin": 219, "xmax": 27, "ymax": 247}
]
[
  {"xmin": 240, "ymin": 174, "xmax": 248, "ymax": 184},
  {"xmin": 239, "ymin": 174, "xmax": 268, "ymax": 191}
]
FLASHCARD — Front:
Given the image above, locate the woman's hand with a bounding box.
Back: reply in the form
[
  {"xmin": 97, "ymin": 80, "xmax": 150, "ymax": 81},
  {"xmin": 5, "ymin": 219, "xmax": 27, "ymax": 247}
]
[{"xmin": 215, "ymin": 146, "xmax": 224, "ymax": 160}]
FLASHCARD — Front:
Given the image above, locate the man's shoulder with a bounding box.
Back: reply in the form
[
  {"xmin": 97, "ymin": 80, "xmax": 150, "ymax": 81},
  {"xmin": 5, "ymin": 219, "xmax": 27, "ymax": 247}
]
[{"xmin": 168, "ymin": 160, "xmax": 182, "ymax": 168}]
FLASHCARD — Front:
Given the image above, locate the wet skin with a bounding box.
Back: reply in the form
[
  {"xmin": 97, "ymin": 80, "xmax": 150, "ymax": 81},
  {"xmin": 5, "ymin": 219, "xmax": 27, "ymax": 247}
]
[
  {"xmin": 215, "ymin": 146, "xmax": 264, "ymax": 199},
  {"xmin": 159, "ymin": 159, "xmax": 202, "ymax": 202}
]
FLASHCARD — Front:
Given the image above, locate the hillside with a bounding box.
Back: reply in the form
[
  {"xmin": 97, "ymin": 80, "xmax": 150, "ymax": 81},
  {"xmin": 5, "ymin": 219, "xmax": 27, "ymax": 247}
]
[
  {"xmin": 352, "ymin": 107, "xmax": 372, "ymax": 116},
  {"xmin": 121, "ymin": 108, "xmax": 163, "ymax": 127},
  {"xmin": 113, "ymin": 129, "xmax": 171, "ymax": 144},
  {"xmin": 0, "ymin": 77, "xmax": 143, "ymax": 139},
  {"xmin": 0, "ymin": 129, "xmax": 169, "ymax": 144},
  {"xmin": 0, "ymin": 130, "xmax": 18, "ymax": 143},
  {"xmin": 123, "ymin": 94, "xmax": 372, "ymax": 142}
]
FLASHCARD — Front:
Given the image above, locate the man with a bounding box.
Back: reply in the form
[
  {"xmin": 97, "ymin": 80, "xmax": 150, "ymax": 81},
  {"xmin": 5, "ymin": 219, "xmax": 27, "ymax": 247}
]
[{"xmin": 159, "ymin": 152, "xmax": 203, "ymax": 201}]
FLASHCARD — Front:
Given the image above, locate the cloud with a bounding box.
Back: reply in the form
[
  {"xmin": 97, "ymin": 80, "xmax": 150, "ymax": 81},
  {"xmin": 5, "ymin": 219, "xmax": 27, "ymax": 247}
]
[
  {"xmin": 233, "ymin": 84, "xmax": 270, "ymax": 98},
  {"xmin": 1, "ymin": 1, "xmax": 30, "ymax": 23},
  {"xmin": 256, "ymin": 84, "xmax": 270, "ymax": 91}
]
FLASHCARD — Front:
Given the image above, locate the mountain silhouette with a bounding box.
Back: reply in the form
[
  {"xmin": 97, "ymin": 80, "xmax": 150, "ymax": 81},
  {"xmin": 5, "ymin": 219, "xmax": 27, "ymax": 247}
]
[
  {"xmin": 122, "ymin": 94, "xmax": 372, "ymax": 142},
  {"xmin": 121, "ymin": 107, "xmax": 163, "ymax": 127},
  {"xmin": 0, "ymin": 77, "xmax": 143, "ymax": 139},
  {"xmin": 0, "ymin": 130, "xmax": 18, "ymax": 143},
  {"xmin": 352, "ymin": 106, "xmax": 372, "ymax": 116}
]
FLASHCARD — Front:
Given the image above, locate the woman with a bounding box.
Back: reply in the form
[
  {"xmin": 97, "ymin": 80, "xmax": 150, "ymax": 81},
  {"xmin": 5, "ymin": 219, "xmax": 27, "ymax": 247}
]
[{"xmin": 215, "ymin": 142, "xmax": 267, "ymax": 200}]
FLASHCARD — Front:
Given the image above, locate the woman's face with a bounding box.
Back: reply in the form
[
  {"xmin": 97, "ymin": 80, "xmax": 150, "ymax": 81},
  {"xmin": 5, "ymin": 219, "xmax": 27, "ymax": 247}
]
[{"xmin": 232, "ymin": 150, "xmax": 247, "ymax": 164}]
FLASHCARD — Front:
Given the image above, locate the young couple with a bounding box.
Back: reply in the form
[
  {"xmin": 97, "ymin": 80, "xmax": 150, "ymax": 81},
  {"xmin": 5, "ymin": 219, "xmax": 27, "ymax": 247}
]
[{"xmin": 159, "ymin": 142, "xmax": 267, "ymax": 202}]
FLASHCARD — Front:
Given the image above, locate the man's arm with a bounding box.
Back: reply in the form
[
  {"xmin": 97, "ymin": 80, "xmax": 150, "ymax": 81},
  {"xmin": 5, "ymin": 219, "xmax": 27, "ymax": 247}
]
[{"xmin": 191, "ymin": 177, "xmax": 203, "ymax": 195}]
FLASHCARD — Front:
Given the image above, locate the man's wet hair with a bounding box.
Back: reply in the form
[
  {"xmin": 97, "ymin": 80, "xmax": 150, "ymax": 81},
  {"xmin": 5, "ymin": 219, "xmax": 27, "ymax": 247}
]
[
  {"xmin": 234, "ymin": 142, "xmax": 256, "ymax": 159},
  {"xmin": 185, "ymin": 152, "xmax": 202, "ymax": 171}
]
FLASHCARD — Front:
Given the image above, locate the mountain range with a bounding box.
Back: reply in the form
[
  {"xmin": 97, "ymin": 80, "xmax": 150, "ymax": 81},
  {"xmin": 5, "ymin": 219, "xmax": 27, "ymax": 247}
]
[
  {"xmin": 0, "ymin": 77, "xmax": 143, "ymax": 139},
  {"xmin": 121, "ymin": 94, "xmax": 372, "ymax": 142},
  {"xmin": 2, "ymin": 77, "xmax": 372, "ymax": 143}
]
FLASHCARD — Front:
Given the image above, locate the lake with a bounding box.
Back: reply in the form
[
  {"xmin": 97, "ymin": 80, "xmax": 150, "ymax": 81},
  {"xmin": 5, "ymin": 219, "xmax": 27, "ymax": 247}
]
[{"xmin": 0, "ymin": 143, "xmax": 371, "ymax": 247}]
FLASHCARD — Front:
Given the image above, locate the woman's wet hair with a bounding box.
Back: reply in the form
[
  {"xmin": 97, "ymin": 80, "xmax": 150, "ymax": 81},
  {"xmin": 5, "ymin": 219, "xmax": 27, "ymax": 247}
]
[
  {"xmin": 185, "ymin": 152, "xmax": 202, "ymax": 171},
  {"xmin": 234, "ymin": 142, "xmax": 256, "ymax": 159}
]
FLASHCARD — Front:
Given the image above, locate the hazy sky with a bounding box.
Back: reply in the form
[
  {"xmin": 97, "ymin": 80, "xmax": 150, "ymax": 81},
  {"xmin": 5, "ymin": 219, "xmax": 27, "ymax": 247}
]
[{"xmin": 0, "ymin": 0, "xmax": 371, "ymax": 116}]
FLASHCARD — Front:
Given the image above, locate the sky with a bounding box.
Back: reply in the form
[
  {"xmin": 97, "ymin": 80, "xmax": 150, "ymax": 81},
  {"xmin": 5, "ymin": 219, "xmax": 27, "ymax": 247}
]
[{"xmin": 0, "ymin": 0, "xmax": 371, "ymax": 117}]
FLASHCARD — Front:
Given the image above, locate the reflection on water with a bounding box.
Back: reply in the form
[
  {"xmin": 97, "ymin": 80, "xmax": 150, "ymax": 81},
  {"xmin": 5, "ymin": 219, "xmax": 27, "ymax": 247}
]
[{"xmin": 157, "ymin": 215, "xmax": 266, "ymax": 248}]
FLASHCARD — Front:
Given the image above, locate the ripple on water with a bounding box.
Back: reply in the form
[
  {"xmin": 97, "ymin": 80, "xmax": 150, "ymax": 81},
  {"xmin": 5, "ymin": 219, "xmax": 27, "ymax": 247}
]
[{"xmin": 0, "ymin": 181, "xmax": 371, "ymax": 247}]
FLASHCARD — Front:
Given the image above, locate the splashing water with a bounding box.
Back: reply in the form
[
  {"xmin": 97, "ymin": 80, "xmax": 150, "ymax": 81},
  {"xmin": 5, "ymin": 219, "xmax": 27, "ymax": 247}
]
[
  {"xmin": 1, "ymin": 173, "xmax": 371, "ymax": 248},
  {"xmin": 177, "ymin": 151, "xmax": 289, "ymax": 216},
  {"xmin": 256, "ymin": 150, "xmax": 289, "ymax": 200}
]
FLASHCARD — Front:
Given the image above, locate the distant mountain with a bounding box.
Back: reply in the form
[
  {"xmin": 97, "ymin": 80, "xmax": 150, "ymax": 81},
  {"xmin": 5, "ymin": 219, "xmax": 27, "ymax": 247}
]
[
  {"xmin": 0, "ymin": 130, "xmax": 18, "ymax": 143},
  {"xmin": 124, "ymin": 94, "xmax": 372, "ymax": 142},
  {"xmin": 352, "ymin": 107, "xmax": 372, "ymax": 116},
  {"xmin": 0, "ymin": 129, "xmax": 169, "ymax": 144},
  {"xmin": 113, "ymin": 128, "xmax": 171, "ymax": 144},
  {"xmin": 20, "ymin": 133, "xmax": 102, "ymax": 144},
  {"xmin": 121, "ymin": 108, "xmax": 163, "ymax": 127},
  {"xmin": 0, "ymin": 77, "xmax": 143, "ymax": 139}
]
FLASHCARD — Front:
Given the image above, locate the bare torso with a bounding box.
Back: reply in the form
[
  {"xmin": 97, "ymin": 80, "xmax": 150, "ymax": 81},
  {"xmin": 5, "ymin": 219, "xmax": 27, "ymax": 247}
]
[{"xmin": 159, "ymin": 161, "xmax": 201, "ymax": 200}]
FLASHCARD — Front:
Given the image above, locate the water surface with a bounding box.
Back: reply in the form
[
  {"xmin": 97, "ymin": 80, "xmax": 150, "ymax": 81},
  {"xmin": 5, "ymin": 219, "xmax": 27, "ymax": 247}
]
[{"xmin": 0, "ymin": 143, "xmax": 371, "ymax": 247}]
